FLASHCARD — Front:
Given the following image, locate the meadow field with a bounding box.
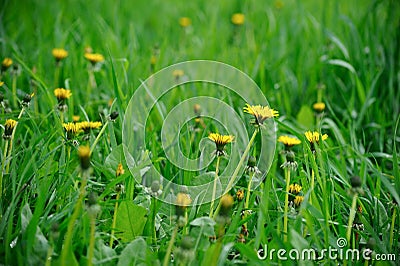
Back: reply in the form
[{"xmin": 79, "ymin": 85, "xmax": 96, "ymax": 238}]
[{"xmin": 0, "ymin": 0, "xmax": 399, "ymax": 265}]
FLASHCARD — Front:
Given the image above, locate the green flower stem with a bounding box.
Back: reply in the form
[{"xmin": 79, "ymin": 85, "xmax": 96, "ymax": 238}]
[
  {"xmin": 5, "ymin": 108, "xmax": 24, "ymax": 173},
  {"xmin": 87, "ymin": 67, "xmax": 96, "ymax": 97},
  {"xmin": 317, "ymin": 89, "xmax": 322, "ymax": 103},
  {"xmin": 213, "ymin": 128, "xmax": 258, "ymax": 219},
  {"xmin": 12, "ymin": 74, "xmax": 17, "ymax": 108},
  {"xmin": 346, "ymin": 193, "xmax": 358, "ymax": 244},
  {"xmin": 60, "ymin": 111, "xmax": 64, "ymax": 124},
  {"xmin": 60, "ymin": 171, "xmax": 88, "ymax": 266},
  {"xmin": 87, "ymin": 212, "xmax": 96, "ymax": 266},
  {"xmin": 54, "ymin": 64, "xmax": 60, "ymax": 87},
  {"xmin": 283, "ymin": 168, "xmax": 291, "ymax": 242},
  {"xmin": 309, "ymin": 169, "xmax": 315, "ymax": 205},
  {"xmin": 109, "ymin": 191, "xmax": 121, "ymax": 247},
  {"xmin": 163, "ymin": 225, "xmax": 178, "ymax": 266},
  {"xmin": 0, "ymin": 140, "xmax": 9, "ymax": 198},
  {"xmin": 90, "ymin": 120, "xmax": 109, "ymax": 156},
  {"xmin": 45, "ymin": 245, "xmax": 53, "ymax": 266},
  {"xmin": 209, "ymin": 156, "xmax": 221, "ymax": 217},
  {"xmin": 245, "ymin": 171, "xmax": 255, "ymax": 210},
  {"xmin": 389, "ymin": 206, "xmax": 397, "ymax": 251},
  {"xmin": 243, "ymin": 171, "xmax": 255, "ymax": 231},
  {"xmin": 150, "ymin": 197, "xmax": 157, "ymax": 245}
]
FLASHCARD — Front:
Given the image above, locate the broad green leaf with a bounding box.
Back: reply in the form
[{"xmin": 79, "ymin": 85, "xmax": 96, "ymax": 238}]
[
  {"xmin": 115, "ymin": 201, "xmax": 147, "ymax": 242},
  {"xmin": 117, "ymin": 237, "xmax": 147, "ymax": 266},
  {"xmin": 20, "ymin": 204, "xmax": 51, "ymax": 266},
  {"xmin": 94, "ymin": 238, "xmax": 118, "ymax": 266}
]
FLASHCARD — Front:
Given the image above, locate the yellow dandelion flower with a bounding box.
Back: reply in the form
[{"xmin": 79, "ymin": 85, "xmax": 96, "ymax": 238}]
[
  {"xmin": 1, "ymin": 58, "xmax": 12, "ymax": 72},
  {"xmin": 304, "ymin": 131, "xmax": 328, "ymax": 143},
  {"xmin": 313, "ymin": 102, "xmax": 326, "ymax": 112},
  {"xmin": 89, "ymin": 121, "xmax": 102, "ymax": 129},
  {"xmin": 173, "ymin": 69, "xmax": 184, "ymax": 79},
  {"xmin": 108, "ymin": 98, "xmax": 114, "ymax": 107},
  {"xmin": 193, "ymin": 104, "xmax": 201, "ymax": 115},
  {"xmin": 3, "ymin": 119, "xmax": 17, "ymax": 139},
  {"xmin": 0, "ymin": 81, "xmax": 4, "ymax": 86},
  {"xmin": 73, "ymin": 115, "xmax": 80, "ymax": 122},
  {"xmin": 52, "ymin": 48, "xmax": 68, "ymax": 61},
  {"xmin": 179, "ymin": 17, "xmax": 191, "ymax": 27},
  {"xmin": 175, "ymin": 192, "xmax": 192, "ymax": 219},
  {"xmin": 77, "ymin": 121, "xmax": 102, "ymax": 133},
  {"xmin": 54, "ymin": 88, "xmax": 72, "ymax": 100},
  {"xmin": 278, "ymin": 136, "xmax": 301, "ymax": 147},
  {"xmin": 208, "ymin": 133, "xmax": 234, "ymax": 156},
  {"xmin": 274, "ymin": 0, "xmax": 284, "ymax": 9},
  {"xmin": 150, "ymin": 55, "xmax": 157, "ymax": 65},
  {"xmin": 288, "ymin": 184, "xmax": 302, "ymax": 195},
  {"xmin": 116, "ymin": 163, "xmax": 125, "ymax": 177},
  {"xmin": 231, "ymin": 13, "xmax": 245, "ymax": 25},
  {"xmin": 294, "ymin": 195, "xmax": 304, "ymax": 207},
  {"xmin": 243, "ymin": 103, "xmax": 279, "ymax": 126},
  {"xmin": 78, "ymin": 145, "xmax": 91, "ymax": 170},
  {"xmin": 220, "ymin": 194, "xmax": 234, "ymax": 216},
  {"xmin": 176, "ymin": 192, "xmax": 192, "ymax": 207},
  {"xmin": 63, "ymin": 122, "xmax": 82, "ymax": 138},
  {"xmin": 84, "ymin": 53, "xmax": 105, "ymax": 64},
  {"xmin": 236, "ymin": 189, "xmax": 244, "ymax": 201},
  {"xmin": 305, "ymin": 131, "xmax": 328, "ymax": 152}
]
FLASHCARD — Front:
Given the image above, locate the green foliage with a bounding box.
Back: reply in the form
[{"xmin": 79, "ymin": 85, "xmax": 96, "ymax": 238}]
[{"xmin": 115, "ymin": 202, "xmax": 147, "ymax": 243}]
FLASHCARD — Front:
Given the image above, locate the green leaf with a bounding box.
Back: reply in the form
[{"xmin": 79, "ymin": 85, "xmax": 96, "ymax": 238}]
[
  {"xmin": 104, "ymin": 144, "xmax": 128, "ymax": 173},
  {"xmin": 296, "ymin": 105, "xmax": 314, "ymax": 129},
  {"xmin": 94, "ymin": 238, "xmax": 118, "ymax": 266},
  {"xmin": 190, "ymin": 217, "xmax": 216, "ymax": 237},
  {"xmin": 20, "ymin": 204, "xmax": 50, "ymax": 266},
  {"xmin": 326, "ymin": 59, "xmax": 356, "ymax": 74},
  {"xmin": 117, "ymin": 237, "xmax": 147, "ymax": 266},
  {"xmin": 115, "ymin": 201, "xmax": 147, "ymax": 242}
]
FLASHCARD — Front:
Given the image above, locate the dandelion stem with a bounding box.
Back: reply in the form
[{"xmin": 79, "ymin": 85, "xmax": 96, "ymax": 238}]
[
  {"xmin": 209, "ymin": 156, "xmax": 221, "ymax": 217},
  {"xmin": 163, "ymin": 225, "xmax": 178, "ymax": 266},
  {"xmin": 45, "ymin": 245, "xmax": 53, "ymax": 266},
  {"xmin": 283, "ymin": 168, "xmax": 291, "ymax": 242},
  {"xmin": 150, "ymin": 197, "xmax": 157, "ymax": 245},
  {"xmin": 213, "ymin": 128, "xmax": 258, "ymax": 219},
  {"xmin": 17, "ymin": 108, "xmax": 25, "ymax": 119},
  {"xmin": 109, "ymin": 191, "xmax": 121, "ymax": 247},
  {"xmin": 12, "ymin": 74, "xmax": 17, "ymax": 108},
  {"xmin": 60, "ymin": 171, "xmax": 88, "ymax": 266},
  {"xmin": 0, "ymin": 140, "xmax": 9, "ymax": 198},
  {"xmin": 346, "ymin": 193, "xmax": 358, "ymax": 244},
  {"xmin": 87, "ymin": 212, "xmax": 96, "ymax": 266},
  {"xmin": 5, "ymin": 108, "xmax": 24, "ymax": 173},
  {"xmin": 389, "ymin": 207, "xmax": 397, "ymax": 251},
  {"xmin": 87, "ymin": 67, "xmax": 96, "ymax": 97},
  {"xmin": 54, "ymin": 64, "xmax": 60, "ymax": 88},
  {"xmin": 310, "ymin": 169, "xmax": 315, "ymax": 205},
  {"xmin": 245, "ymin": 171, "xmax": 255, "ymax": 210},
  {"xmin": 90, "ymin": 120, "xmax": 109, "ymax": 156},
  {"xmin": 60, "ymin": 111, "xmax": 64, "ymax": 124}
]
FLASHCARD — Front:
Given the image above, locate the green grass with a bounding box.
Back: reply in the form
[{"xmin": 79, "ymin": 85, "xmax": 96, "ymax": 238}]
[{"xmin": 1, "ymin": 0, "xmax": 399, "ymax": 265}]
